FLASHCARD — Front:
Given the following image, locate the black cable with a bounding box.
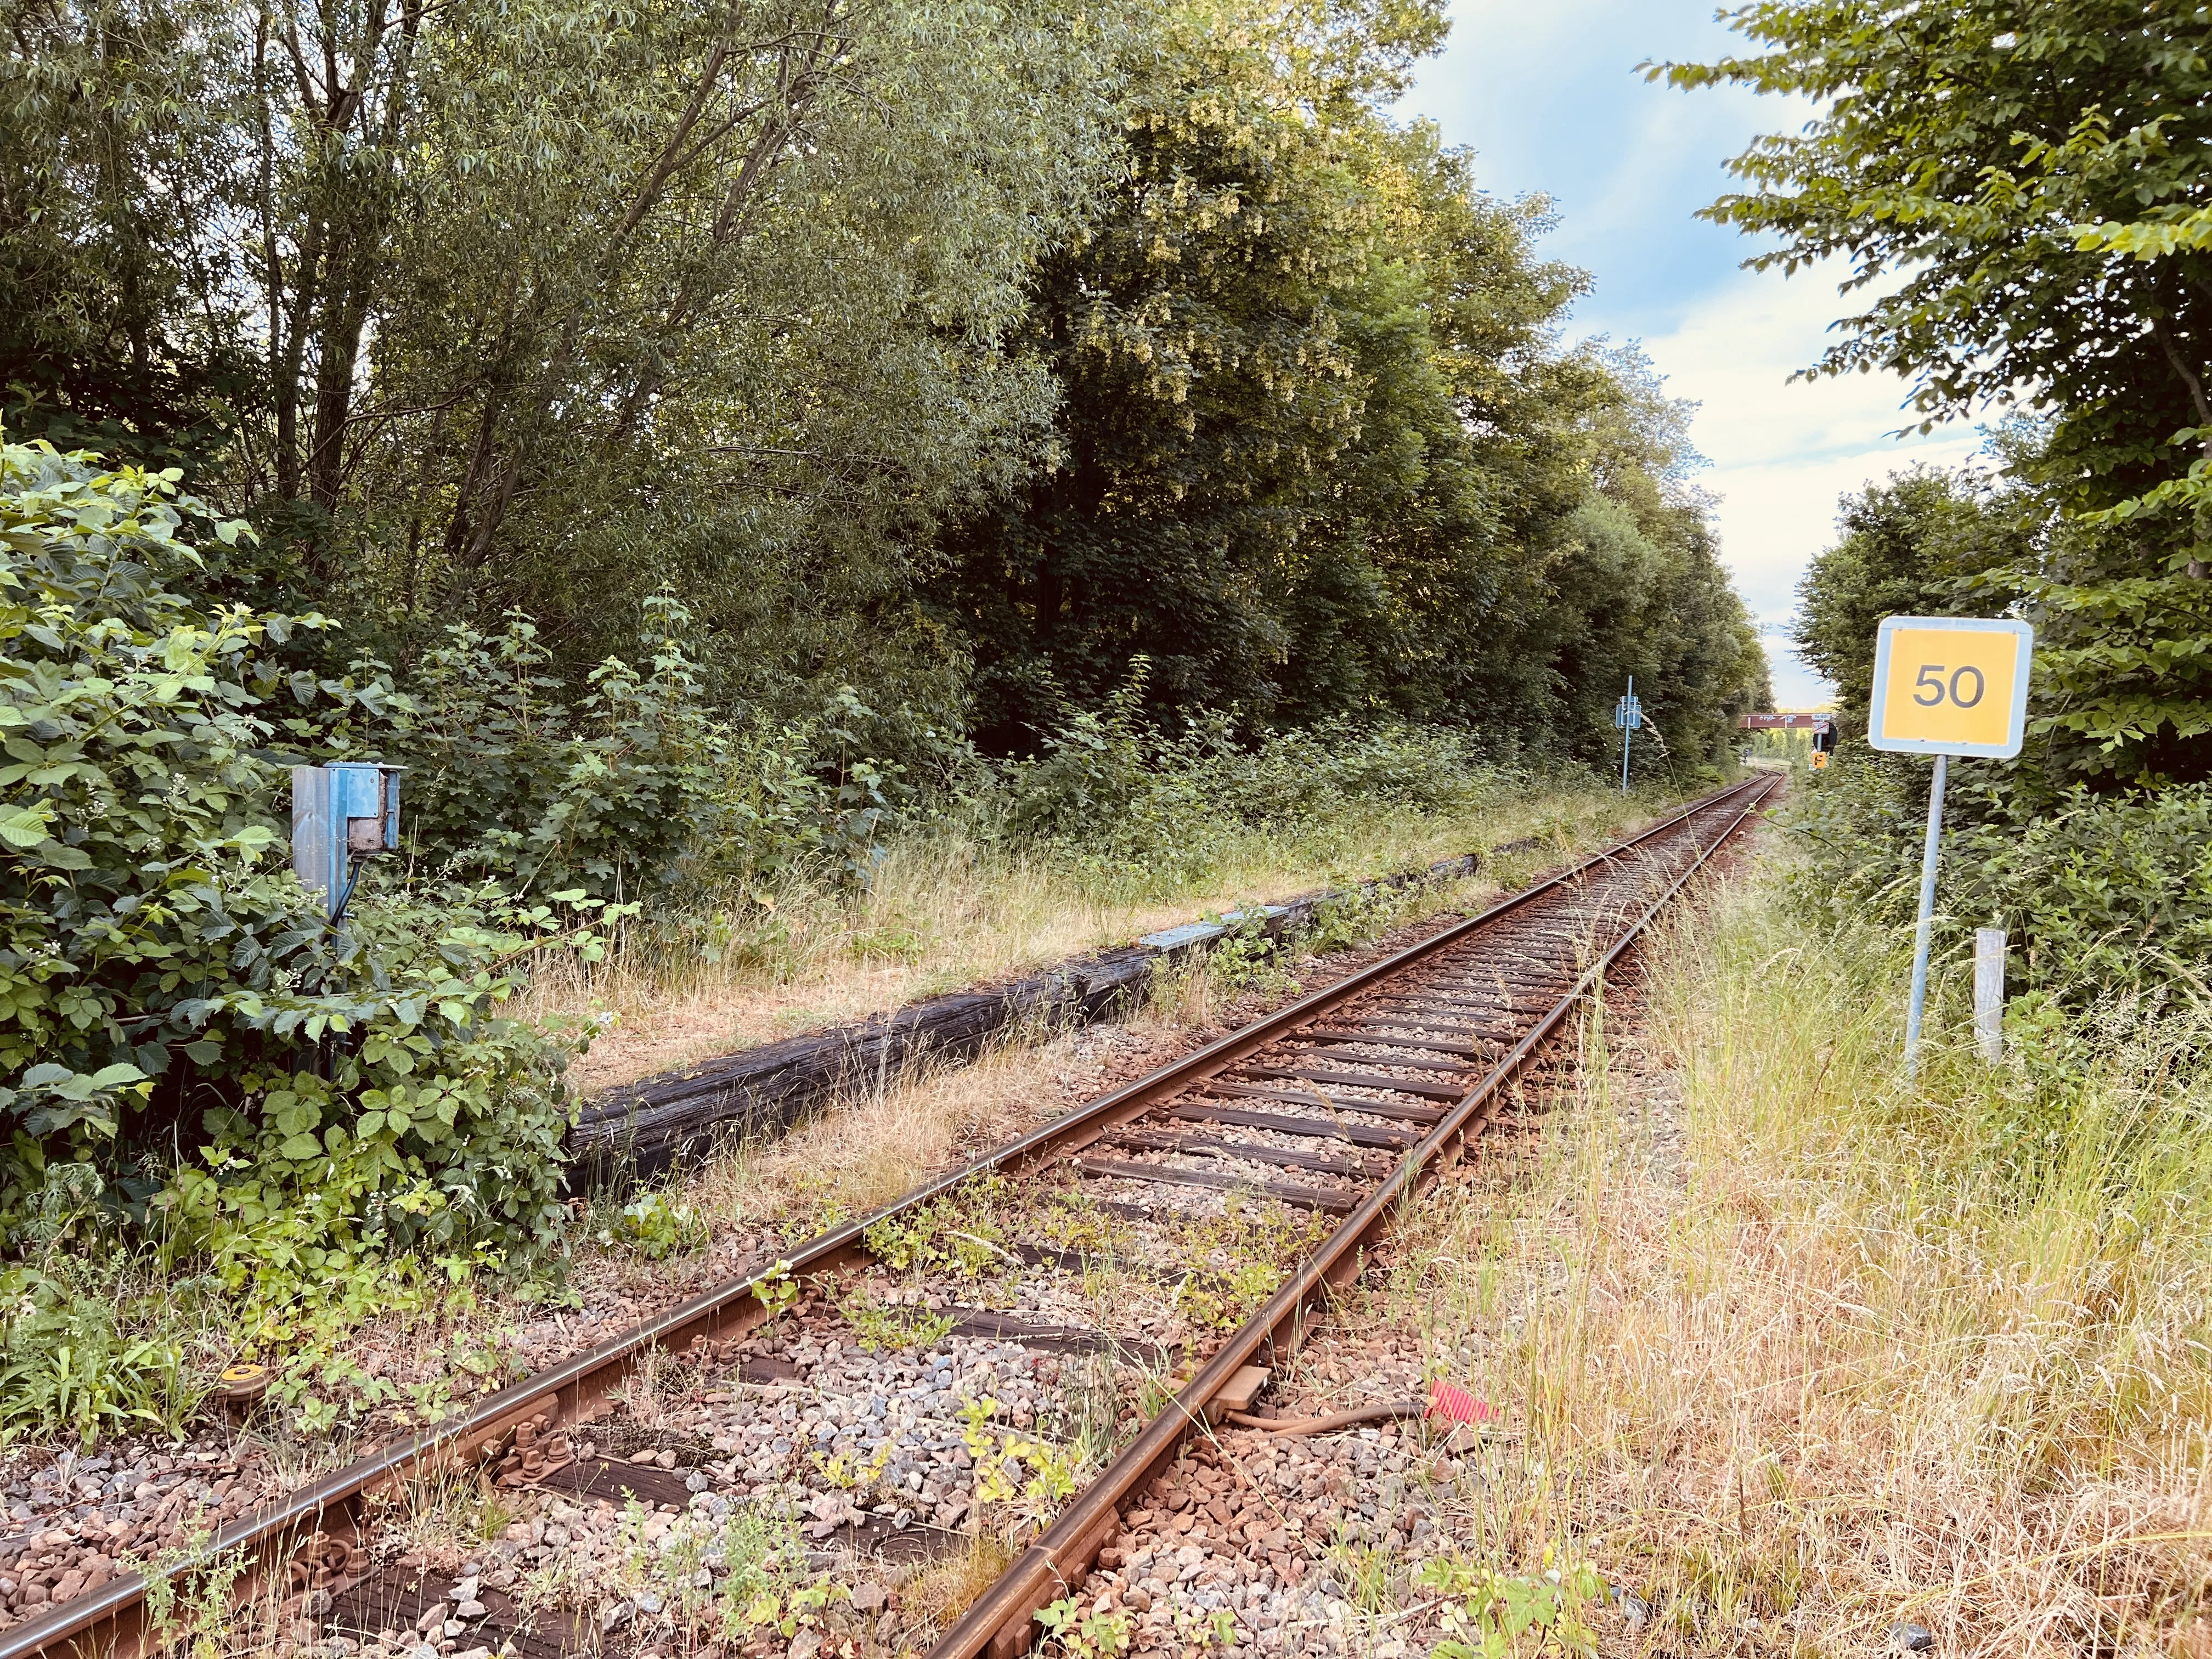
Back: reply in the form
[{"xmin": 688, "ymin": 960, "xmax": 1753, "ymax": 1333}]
[{"xmin": 333, "ymin": 854, "xmax": 364, "ymax": 923}]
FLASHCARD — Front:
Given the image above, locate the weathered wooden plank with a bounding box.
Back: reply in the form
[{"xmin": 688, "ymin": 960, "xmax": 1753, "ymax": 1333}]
[
  {"xmin": 567, "ymin": 847, "xmax": 1489, "ymax": 1188},
  {"xmin": 1299, "ymin": 1029, "xmax": 1491, "ymax": 1058},
  {"xmin": 1161, "ymin": 1102, "xmax": 1416, "ymax": 1150},
  {"xmin": 567, "ymin": 947, "xmax": 1156, "ymax": 1183},
  {"xmin": 1072, "ymin": 1155, "xmax": 1358, "ymax": 1214},
  {"xmin": 1200, "ymin": 1080, "xmax": 1447, "ymax": 1124},
  {"xmin": 1245, "ymin": 1064, "xmax": 1471, "ymax": 1101},
  {"xmin": 1108, "ymin": 1126, "xmax": 1378, "ymax": 1180}
]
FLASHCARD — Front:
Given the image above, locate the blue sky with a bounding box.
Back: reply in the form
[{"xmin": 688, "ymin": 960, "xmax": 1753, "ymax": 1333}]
[{"xmin": 1398, "ymin": 0, "xmax": 1987, "ymax": 707}]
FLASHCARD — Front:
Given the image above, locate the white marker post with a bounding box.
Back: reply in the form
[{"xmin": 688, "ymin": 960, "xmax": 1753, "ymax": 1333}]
[
  {"xmin": 1867, "ymin": 617, "xmax": 2034, "ymax": 1080},
  {"xmin": 1973, "ymin": 928, "xmax": 2008, "ymax": 1063}
]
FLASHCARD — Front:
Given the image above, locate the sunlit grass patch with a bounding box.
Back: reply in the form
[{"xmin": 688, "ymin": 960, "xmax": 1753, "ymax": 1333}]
[
  {"xmin": 1367, "ymin": 847, "xmax": 2212, "ymax": 1657},
  {"xmin": 537, "ymin": 775, "xmax": 1660, "ymax": 1094}
]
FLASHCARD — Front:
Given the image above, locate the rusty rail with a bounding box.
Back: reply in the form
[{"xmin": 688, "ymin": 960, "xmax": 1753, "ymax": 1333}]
[
  {"xmin": 927, "ymin": 772, "xmax": 1775, "ymax": 1659},
  {"xmin": 0, "ymin": 774, "xmax": 1773, "ymax": 1659}
]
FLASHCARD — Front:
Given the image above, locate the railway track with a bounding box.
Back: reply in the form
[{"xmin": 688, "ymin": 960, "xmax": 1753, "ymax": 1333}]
[{"xmin": 5, "ymin": 774, "xmax": 1775, "ymax": 1659}]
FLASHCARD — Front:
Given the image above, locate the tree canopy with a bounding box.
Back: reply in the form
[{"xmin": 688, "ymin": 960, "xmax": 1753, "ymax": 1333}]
[
  {"xmin": 1796, "ymin": 466, "xmax": 2035, "ymax": 724},
  {"xmin": 933, "ymin": 0, "xmax": 1766, "ymax": 763},
  {"xmin": 1671, "ymin": 2, "xmax": 2212, "ymax": 785},
  {"xmin": 5, "ymin": 0, "xmax": 1770, "ymax": 771}
]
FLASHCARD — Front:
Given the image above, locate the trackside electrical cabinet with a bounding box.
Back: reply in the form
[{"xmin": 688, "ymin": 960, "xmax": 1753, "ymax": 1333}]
[{"xmin": 291, "ymin": 762, "xmax": 403, "ymax": 919}]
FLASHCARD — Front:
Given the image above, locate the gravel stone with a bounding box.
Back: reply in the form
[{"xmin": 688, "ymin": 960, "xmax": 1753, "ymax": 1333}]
[{"xmin": 1611, "ymin": 1587, "xmax": 1650, "ymax": 1630}]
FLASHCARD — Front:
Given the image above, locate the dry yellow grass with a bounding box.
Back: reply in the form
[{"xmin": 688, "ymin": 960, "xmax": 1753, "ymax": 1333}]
[
  {"xmin": 674, "ymin": 1021, "xmax": 1176, "ymax": 1247},
  {"xmin": 622, "ymin": 793, "xmax": 1666, "ymax": 1251},
  {"xmin": 902, "ymin": 1529, "xmax": 1020, "ymax": 1638},
  {"xmin": 1361, "ymin": 847, "xmax": 2212, "ymax": 1657},
  {"xmin": 538, "ymin": 778, "xmax": 1653, "ymax": 1094}
]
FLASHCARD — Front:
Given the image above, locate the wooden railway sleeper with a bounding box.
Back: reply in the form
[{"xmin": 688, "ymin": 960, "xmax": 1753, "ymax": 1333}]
[{"xmin": 0, "ymin": 778, "xmax": 1773, "ymax": 1659}]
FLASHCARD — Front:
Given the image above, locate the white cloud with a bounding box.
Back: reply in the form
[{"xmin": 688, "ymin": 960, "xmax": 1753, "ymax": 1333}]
[
  {"xmin": 1398, "ymin": 5, "xmax": 1999, "ymax": 709},
  {"xmin": 1626, "ymin": 263, "xmax": 1988, "ymax": 706}
]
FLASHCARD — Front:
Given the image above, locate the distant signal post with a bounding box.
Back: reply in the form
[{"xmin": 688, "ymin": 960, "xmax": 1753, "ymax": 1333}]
[
  {"xmin": 1867, "ymin": 617, "xmax": 2034, "ymax": 1079},
  {"xmin": 1614, "ymin": 677, "xmax": 1643, "ymax": 793}
]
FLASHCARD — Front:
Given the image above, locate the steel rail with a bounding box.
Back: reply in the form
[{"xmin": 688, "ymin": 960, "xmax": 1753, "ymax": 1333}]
[
  {"xmin": 0, "ymin": 774, "xmax": 1773, "ymax": 1659},
  {"xmin": 930, "ymin": 771, "xmax": 1777, "ymax": 1659}
]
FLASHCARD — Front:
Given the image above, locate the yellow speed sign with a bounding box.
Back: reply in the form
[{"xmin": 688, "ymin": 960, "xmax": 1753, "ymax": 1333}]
[{"xmin": 1869, "ymin": 616, "xmax": 2034, "ymax": 758}]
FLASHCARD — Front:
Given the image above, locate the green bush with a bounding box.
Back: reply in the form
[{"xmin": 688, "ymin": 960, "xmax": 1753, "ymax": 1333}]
[
  {"xmin": 989, "ymin": 668, "xmax": 1525, "ymax": 888},
  {"xmin": 594, "ymin": 1190, "xmax": 708, "ymax": 1261},
  {"xmin": 1784, "ymin": 753, "xmax": 2212, "ymax": 1003},
  {"xmin": 363, "ymin": 609, "xmax": 897, "ymax": 904},
  {"xmin": 0, "ymin": 437, "xmax": 611, "ymax": 1300}
]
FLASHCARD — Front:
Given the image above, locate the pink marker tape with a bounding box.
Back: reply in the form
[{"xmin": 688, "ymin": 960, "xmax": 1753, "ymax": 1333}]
[{"xmin": 1425, "ymin": 1379, "xmax": 1497, "ymax": 1424}]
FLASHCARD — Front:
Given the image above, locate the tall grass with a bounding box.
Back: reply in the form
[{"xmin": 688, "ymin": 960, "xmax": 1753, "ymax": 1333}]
[
  {"xmin": 1376, "ymin": 853, "xmax": 2212, "ymax": 1656},
  {"xmin": 537, "ymin": 770, "xmax": 1658, "ymax": 1092}
]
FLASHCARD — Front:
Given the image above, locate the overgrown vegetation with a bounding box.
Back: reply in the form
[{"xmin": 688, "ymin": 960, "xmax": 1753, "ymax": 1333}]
[
  {"xmin": 1786, "ymin": 760, "xmax": 2212, "ymax": 1006},
  {"xmin": 1669, "ymin": 0, "xmax": 2212, "ymax": 788},
  {"xmin": 1669, "ymin": 4, "xmax": 2212, "ymax": 1006},
  {"xmin": 990, "ymin": 686, "xmax": 1535, "ymax": 887},
  {"xmin": 0, "ymin": 0, "xmax": 1772, "ymax": 1450},
  {"xmin": 1368, "ymin": 862, "xmax": 2212, "ymax": 1657},
  {"xmin": 0, "ymin": 442, "xmax": 622, "ymax": 1440}
]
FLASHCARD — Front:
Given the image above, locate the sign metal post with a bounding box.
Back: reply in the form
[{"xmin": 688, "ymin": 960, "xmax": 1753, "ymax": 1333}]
[
  {"xmin": 1903, "ymin": 751, "xmax": 1949, "ymax": 1069},
  {"xmin": 1867, "ymin": 617, "xmax": 2034, "ymax": 1079},
  {"xmin": 1613, "ymin": 677, "xmax": 1643, "ymax": 794}
]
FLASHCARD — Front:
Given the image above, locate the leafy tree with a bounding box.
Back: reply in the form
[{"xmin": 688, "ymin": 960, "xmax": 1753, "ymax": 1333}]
[
  {"xmin": 1796, "ymin": 467, "xmax": 2035, "ymax": 724},
  {"xmin": 2, "ymin": 0, "xmax": 1121, "ymax": 690},
  {"xmin": 1432, "ymin": 341, "xmax": 1770, "ymax": 773},
  {"xmin": 0, "ymin": 0, "xmax": 250, "ymax": 472},
  {"xmin": 1664, "ymin": 1, "xmax": 2212, "ymax": 783},
  {"xmin": 933, "ymin": 0, "xmax": 1443, "ymax": 741},
  {"xmin": 1548, "ymin": 348, "xmax": 1772, "ymax": 771},
  {"xmin": 6, "ymin": 0, "xmax": 1770, "ymax": 774},
  {"xmin": 1997, "ymin": 510, "xmax": 2212, "ymax": 786},
  {"xmin": 1270, "ymin": 137, "xmax": 1599, "ymax": 733}
]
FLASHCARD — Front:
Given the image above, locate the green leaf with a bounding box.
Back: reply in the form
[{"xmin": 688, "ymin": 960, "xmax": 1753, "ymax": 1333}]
[
  {"xmin": 0, "ymin": 801, "xmax": 56, "ymax": 849},
  {"xmin": 32, "ymin": 840, "xmax": 94, "ymax": 871}
]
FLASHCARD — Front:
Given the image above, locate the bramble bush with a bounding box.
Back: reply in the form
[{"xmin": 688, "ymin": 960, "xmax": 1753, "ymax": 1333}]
[
  {"xmin": 0, "ymin": 437, "xmax": 605, "ymax": 1237},
  {"xmin": 1783, "ymin": 751, "xmax": 2212, "ymax": 1005},
  {"xmin": 0, "ymin": 437, "xmax": 644, "ymax": 1434}
]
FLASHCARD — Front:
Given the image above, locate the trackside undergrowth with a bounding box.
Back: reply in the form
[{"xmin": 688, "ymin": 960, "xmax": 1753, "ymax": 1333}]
[
  {"xmin": 544, "ymin": 776, "xmax": 1662, "ymax": 1094},
  {"xmin": 1355, "ymin": 846, "xmax": 2212, "ymax": 1656}
]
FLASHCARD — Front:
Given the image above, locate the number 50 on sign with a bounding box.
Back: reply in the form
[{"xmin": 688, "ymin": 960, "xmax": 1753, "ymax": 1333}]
[{"xmin": 1869, "ymin": 616, "xmax": 2035, "ymax": 759}]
